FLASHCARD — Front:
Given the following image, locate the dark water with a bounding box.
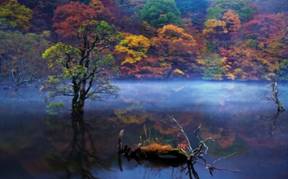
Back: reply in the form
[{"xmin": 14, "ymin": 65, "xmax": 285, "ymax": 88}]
[{"xmin": 0, "ymin": 81, "xmax": 288, "ymax": 179}]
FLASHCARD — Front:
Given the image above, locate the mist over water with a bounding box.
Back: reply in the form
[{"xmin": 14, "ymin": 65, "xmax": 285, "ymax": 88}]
[{"xmin": 0, "ymin": 80, "xmax": 288, "ymax": 179}]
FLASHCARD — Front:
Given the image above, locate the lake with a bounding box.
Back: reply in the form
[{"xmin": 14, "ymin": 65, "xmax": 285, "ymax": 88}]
[{"xmin": 0, "ymin": 81, "xmax": 287, "ymax": 179}]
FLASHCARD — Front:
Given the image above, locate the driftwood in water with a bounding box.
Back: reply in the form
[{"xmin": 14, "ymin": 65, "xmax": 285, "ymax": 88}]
[
  {"xmin": 118, "ymin": 116, "xmax": 239, "ymax": 179},
  {"xmin": 119, "ymin": 142, "xmax": 188, "ymax": 166},
  {"xmin": 268, "ymin": 73, "xmax": 285, "ymax": 112}
]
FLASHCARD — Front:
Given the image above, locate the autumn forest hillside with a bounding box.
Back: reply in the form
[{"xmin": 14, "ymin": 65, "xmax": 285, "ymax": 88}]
[{"xmin": 1, "ymin": 0, "xmax": 288, "ymax": 84}]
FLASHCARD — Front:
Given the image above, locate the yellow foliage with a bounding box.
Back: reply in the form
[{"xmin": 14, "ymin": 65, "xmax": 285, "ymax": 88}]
[
  {"xmin": 114, "ymin": 109, "xmax": 148, "ymax": 124},
  {"xmin": 115, "ymin": 33, "xmax": 151, "ymax": 64},
  {"xmin": 203, "ymin": 19, "xmax": 228, "ymax": 35},
  {"xmin": 157, "ymin": 24, "xmax": 195, "ymax": 41}
]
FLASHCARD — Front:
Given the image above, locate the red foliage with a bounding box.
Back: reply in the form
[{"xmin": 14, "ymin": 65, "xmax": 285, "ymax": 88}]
[
  {"xmin": 53, "ymin": 2, "xmax": 98, "ymax": 39},
  {"xmin": 120, "ymin": 56, "xmax": 170, "ymax": 79},
  {"xmin": 241, "ymin": 13, "xmax": 287, "ymax": 48}
]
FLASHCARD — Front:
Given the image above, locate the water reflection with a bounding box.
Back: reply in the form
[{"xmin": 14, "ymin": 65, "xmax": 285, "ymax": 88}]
[{"xmin": 0, "ymin": 81, "xmax": 288, "ymax": 179}]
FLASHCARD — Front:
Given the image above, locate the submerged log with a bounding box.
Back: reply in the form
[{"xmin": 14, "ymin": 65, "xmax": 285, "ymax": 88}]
[
  {"xmin": 117, "ymin": 117, "xmax": 239, "ymax": 179},
  {"xmin": 122, "ymin": 143, "xmax": 188, "ymax": 165}
]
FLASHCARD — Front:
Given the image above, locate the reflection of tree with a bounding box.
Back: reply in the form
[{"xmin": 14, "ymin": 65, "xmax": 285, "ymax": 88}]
[
  {"xmin": 267, "ymin": 73, "xmax": 285, "ymax": 135},
  {"xmin": 270, "ymin": 110, "xmax": 285, "ymax": 136},
  {"xmin": 64, "ymin": 118, "xmax": 97, "ymax": 179},
  {"xmin": 48, "ymin": 117, "xmax": 100, "ymax": 179},
  {"xmin": 270, "ymin": 78, "xmax": 285, "ymax": 112}
]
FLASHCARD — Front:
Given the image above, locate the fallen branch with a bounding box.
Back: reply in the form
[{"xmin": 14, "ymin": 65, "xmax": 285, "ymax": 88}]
[{"xmin": 118, "ymin": 116, "xmax": 239, "ymax": 179}]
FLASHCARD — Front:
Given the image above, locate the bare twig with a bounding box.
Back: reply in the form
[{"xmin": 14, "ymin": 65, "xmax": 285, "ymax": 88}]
[{"xmin": 169, "ymin": 115, "xmax": 193, "ymax": 153}]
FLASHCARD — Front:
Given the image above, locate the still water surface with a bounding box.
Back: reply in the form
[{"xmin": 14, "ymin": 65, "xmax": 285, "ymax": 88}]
[{"xmin": 0, "ymin": 81, "xmax": 287, "ymax": 179}]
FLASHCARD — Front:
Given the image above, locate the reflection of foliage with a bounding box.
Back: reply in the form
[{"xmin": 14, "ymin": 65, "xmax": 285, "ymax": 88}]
[
  {"xmin": 46, "ymin": 102, "xmax": 64, "ymax": 116},
  {"xmin": 200, "ymin": 127, "xmax": 246, "ymax": 156},
  {"xmin": 139, "ymin": 0, "xmax": 181, "ymax": 28},
  {"xmin": 119, "ymin": 116, "xmax": 239, "ymax": 179},
  {"xmin": 206, "ymin": 137, "xmax": 246, "ymax": 157},
  {"xmin": 114, "ymin": 109, "xmax": 149, "ymax": 124}
]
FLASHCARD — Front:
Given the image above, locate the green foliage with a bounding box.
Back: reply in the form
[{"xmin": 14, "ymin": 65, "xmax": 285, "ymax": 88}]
[
  {"xmin": 139, "ymin": 0, "xmax": 181, "ymax": 28},
  {"xmin": 47, "ymin": 75, "xmax": 60, "ymax": 84},
  {"xmin": 207, "ymin": 0, "xmax": 256, "ymax": 22},
  {"xmin": 42, "ymin": 43, "xmax": 80, "ymax": 69},
  {"xmin": 176, "ymin": 0, "xmax": 208, "ymax": 14},
  {"xmin": 46, "ymin": 102, "xmax": 64, "ymax": 115},
  {"xmin": 278, "ymin": 59, "xmax": 288, "ymax": 80},
  {"xmin": 0, "ymin": 0, "xmax": 32, "ymax": 30},
  {"xmin": 175, "ymin": 0, "xmax": 208, "ymax": 25},
  {"xmin": 0, "ymin": 30, "xmax": 49, "ymax": 82},
  {"xmin": 201, "ymin": 54, "xmax": 225, "ymax": 80},
  {"xmin": 42, "ymin": 20, "xmax": 118, "ymax": 103}
]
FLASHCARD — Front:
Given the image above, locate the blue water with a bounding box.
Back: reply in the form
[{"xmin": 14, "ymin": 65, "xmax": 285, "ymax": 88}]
[{"xmin": 0, "ymin": 81, "xmax": 287, "ymax": 179}]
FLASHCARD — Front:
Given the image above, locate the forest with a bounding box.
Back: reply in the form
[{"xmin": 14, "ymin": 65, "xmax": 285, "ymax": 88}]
[
  {"xmin": 0, "ymin": 0, "xmax": 288, "ymax": 84},
  {"xmin": 0, "ymin": 0, "xmax": 288, "ymax": 179}
]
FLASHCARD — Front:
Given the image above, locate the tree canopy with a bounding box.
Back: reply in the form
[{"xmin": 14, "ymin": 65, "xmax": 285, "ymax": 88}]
[{"xmin": 139, "ymin": 0, "xmax": 182, "ymax": 28}]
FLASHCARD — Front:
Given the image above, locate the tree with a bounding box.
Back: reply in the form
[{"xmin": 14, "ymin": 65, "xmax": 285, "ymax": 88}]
[
  {"xmin": 278, "ymin": 59, "xmax": 288, "ymax": 80},
  {"xmin": 89, "ymin": 0, "xmax": 112, "ymax": 19},
  {"xmin": 203, "ymin": 10, "xmax": 241, "ymax": 52},
  {"xmin": 53, "ymin": 2, "xmax": 99, "ymax": 39},
  {"xmin": 0, "ymin": 31, "xmax": 49, "ymax": 85},
  {"xmin": 207, "ymin": 0, "xmax": 256, "ymax": 22},
  {"xmin": 219, "ymin": 43, "xmax": 277, "ymax": 80},
  {"xmin": 203, "ymin": 19, "xmax": 229, "ymax": 51},
  {"xmin": 199, "ymin": 53, "xmax": 226, "ymax": 80},
  {"xmin": 176, "ymin": 0, "xmax": 208, "ymax": 15},
  {"xmin": 203, "ymin": 19, "xmax": 228, "ymax": 36},
  {"xmin": 42, "ymin": 20, "xmax": 118, "ymax": 121},
  {"xmin": 115, "ymin": 33, "xmax": 151, "ymax": 65},
  {"xmin": 240, "ymin": 13, "xmax": 288, "ymax": 78},
  {"xmin": 222, "ymin": 10, "xmax": 241, "ymax": 33},
  {"xmin": 152, "ymin": 24, "xmax": 199, "ymax": 77},
  {"xmin": 0, "ymin": 0, "xmax": 32, "ymax": 30},
  {"xmin": 139, "ymin": 0, "xmax": 181, "ymax": 28},
  {"xmin": 175, "ymin": 0, "xmax": 208, "ymax": 27},
  {"xmin": 241, "ymin": 14, "xmax": 287, "ymax": 55},
  {"xmin": 119, "ymin": 56, "xmax": 170, "ymax": 78}
]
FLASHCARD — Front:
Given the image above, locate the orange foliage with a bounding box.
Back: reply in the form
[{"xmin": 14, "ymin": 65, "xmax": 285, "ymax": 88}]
[
  {"xmin": 90, "ymin": 0, "xmax": 112, "ymax": 19},
  {"xmin": 220, "ymin": 43, "xmax": 278, "ymax": 80},
  {"xmin": 140, "ymin": 143, "xmax": 174, "ymax": 153},
  {"xmin": 153, "ymin": 24, "xmax": 198, "ymax": 56},
  {"xmin": 120, "ymin": 56, "xmax": 170, "ymax": 78},
  {"xmin": 222, "ymin": 10, "xmax": 241, "ymax": 32}
]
